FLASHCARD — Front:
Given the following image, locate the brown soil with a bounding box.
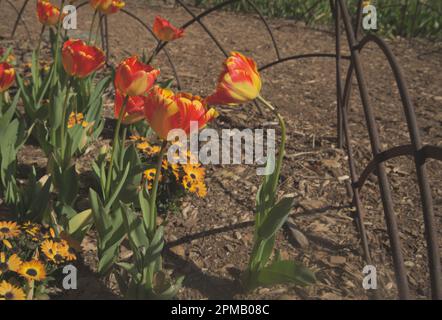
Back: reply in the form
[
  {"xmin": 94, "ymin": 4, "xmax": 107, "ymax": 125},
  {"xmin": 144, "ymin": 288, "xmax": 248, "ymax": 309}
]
[{"xmin": 1, "ymin": 0, "xmax": 441, "ymax": 300}]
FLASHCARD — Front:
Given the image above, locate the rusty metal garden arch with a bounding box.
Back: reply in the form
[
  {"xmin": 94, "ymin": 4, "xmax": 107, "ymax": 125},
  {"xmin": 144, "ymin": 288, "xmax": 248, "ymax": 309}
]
[{"xmin": 5, "ymin": 0, "xmax": 442, "ymax": 300}]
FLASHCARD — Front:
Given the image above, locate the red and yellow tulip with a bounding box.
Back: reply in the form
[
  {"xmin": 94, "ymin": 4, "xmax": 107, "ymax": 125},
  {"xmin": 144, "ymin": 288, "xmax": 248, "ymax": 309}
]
[
  {"xmin": 37, "ymin": 0, "xmax": 64, "ymax": 26},
  {"xmin": 114, "ymin": 90, "xmax": 145, "ymax": 124},
  {"xmin": 0, "ymin": 62, "xmax": 15, "ymax": 93},
  {"xmin": 61, "ymin": 39, "xmax": 106, "ymax": 78},
  {"xmin": 153, "ymin": 16, "xmax": 185, "ymax": 42},
  {"xmin": 206, "ymin": 52, "xmax": 262, "ymax": 106},
  {"xmin": 114, "ymin": 56, "xmax": 160, "ymax": 97},
  {"xmin": 144, "ymin": 86, "xmax": 218, "ymax": 140},
  {"xmin": 89, "ymin": 0, "xmax": 125, "ymax": 15}
]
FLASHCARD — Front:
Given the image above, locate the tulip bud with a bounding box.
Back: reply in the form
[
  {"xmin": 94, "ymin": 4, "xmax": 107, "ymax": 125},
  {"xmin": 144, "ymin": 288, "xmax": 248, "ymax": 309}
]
[
  {"xmin": 114, "ymin": 90, "xmax": 145, "ymax": 124},
  {"xmin": 0, "ymin": 62, "xmax": 15, "ymax": 93},
  {"xmin": 206, "ymin": 52, "xmax": 262, "ymax": 106},
  {"xmin": 90, "ymin": 0, "xmax": 125, "ymax": 15},
  {"xmin": 144, "ymin": 86, "xmax": 218, "ymax": 140},
  {"xmin": 62, "ymin": 39, "xmax": 106, "ymax": 78},
  {"xmin": 37, "ymin": 0, "xmax": 64, "ymax": 26},
  {"xmin": 114, "ymin": 56, "xmax": 160, "ymax": 97},
  {"xmin": 153, "ymin": 16, "xmax": 185, "ymax": 42}
]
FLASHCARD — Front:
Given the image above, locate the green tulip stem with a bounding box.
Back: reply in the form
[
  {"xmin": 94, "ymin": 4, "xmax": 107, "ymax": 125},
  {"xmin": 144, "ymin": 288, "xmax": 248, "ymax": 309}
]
[
  {"xmin": 245, "ymin": 95, "xmax": 286, "ymax": 285},
  {"xmin": 49, "ymin": 0, "xmax": 65, "ymax": 88},
  {"xmin": 148, "ymin": 140, "xmax": 168, "ymax": 235},
  {"xmin": 256, "ymin": 95, "xmax": 286, "ymax": 197},
  {"xmin": 36, "ymin": 24, "xmax": 46, "ymax": 60},
  {"xmin": 105, "ymin": 95, "xmax": 129, "ymax": 199},
  {"xmin": 60, "ymin": 78, "xmax": 72, "ymax": 163}
]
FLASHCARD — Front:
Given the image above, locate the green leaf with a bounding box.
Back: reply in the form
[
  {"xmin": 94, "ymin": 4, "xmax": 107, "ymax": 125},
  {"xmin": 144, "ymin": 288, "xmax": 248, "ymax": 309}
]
[
  {"xmin": 67, "ymin": 209, "xmax": 93, "ymax": 241},
  {"xmin": 257, "ymin": 196, "xmax": 294, "ymax": 240},
  {"xmin": 105, "ymin": 163, "xmax": 131, "ymax": 211},
  {"xmin": 257, "ymin": 260, "xmax": 316, "ymax": 287},
  {"xmin": 138, "ymin": 188, "xmax": 151, "ymax": 232}
]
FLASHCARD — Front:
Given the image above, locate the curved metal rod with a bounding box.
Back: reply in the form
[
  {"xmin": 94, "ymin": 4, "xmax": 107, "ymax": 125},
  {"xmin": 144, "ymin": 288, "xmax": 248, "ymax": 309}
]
[
  {"xmin": 175, "ymin": 0, "xmax": 228, "ymax": 57},
  {"xmin": 333, "ymin": 2, "xmax": 374, "ymax": 297},
  {"xmin": 8, "ymin": 0, "xmax": 32, "ymax": 40},
  {"xmin": 355, "ymin": 144, "xmax": 414, "ymax": 190},
  {"xmin": 155, "ymin": 0, "xmax": 238, "ymax": 56},
  {"xmin": 120, "ymin": 9, "xmax": 182, "ymax": 90},
  {"xmin": 421, "ymin": 145, "xmax": 442, "ymax": 162},
  {"xmin": 244, "ymin": 0, "xmax": 281, "ymax": 60},
  {"xmin": 258, "ymin": 53, "xmax": 349, "ymax": 71},
  {"xmin": 338, "ymin": 0, "xmax": 410, "ymax": 299},
  {"xmin": 76, "ymin": 1, "xmax": 89, "ymax": 9},
  {"xmin": 356, "ymin": 33, "xmax": 442, "ymax": 299},
  {"xmin": 355, "ymin": 144, "xmax": 442, "ymax": 191}
]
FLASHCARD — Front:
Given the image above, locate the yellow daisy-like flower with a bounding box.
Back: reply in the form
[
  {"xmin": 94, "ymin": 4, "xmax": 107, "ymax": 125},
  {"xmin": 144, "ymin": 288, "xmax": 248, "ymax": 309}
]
[
  {"xmin": 136, "ymin": 141, "xmax": 150, "ymax": 150},
  {"xmin": 0, "ymin": 252, "xmax": 6, "ymax": 275},
  {"xmin": 144, "ymin": 168, "xmax": 162, "ymax": 190},
  {"xmin": 129, "ymin": 135, "xmax": 142, "ymax": 141},
  {"xmin": 49, "ymin": 228, "xmax": 56, "ymax": 238},
  {"xmin": 57, "ymin": 240, "xmax": 76, "ymax": 261},
  {"xmin": 0, "ymin": 253, "xmax": 22, "ymax": 275},
  {"xmin": 144, "ymin": 168, "xmax": 158, "ymax": 181},
  {"xmin": 171, "ymin": 163, "xmax": 181, "ymax": 181},
  {"xmin": 41, "ymin": 240, "xmax": 65, "ymax": 264},
  {"xmin": 67, "ymin": 112, "xmax": 86, "ymax": 129},
  {"xmin": 19, "ymin": 260, "xmax": 46, "ymax": 282},
  {"xmin": 0, "ymin": 221, "xmax": 20, "ymax": 240},
  {"xmin": 144, "ymin": 145, "xmax": 161, "ymax": 157},
  {"xmin": 182, "ymin": 176, "xmax": 208, "ymax": 197},
  {"xmin": 21, "ymin": 221, "xmax": 41, "ymax": 237},
  {"xmin": 132, "ymin": 137, "xmax": 162, "ymax": 157},
  {"xmin": 182, "ymin": 164, "xmax": 205, "ymax": 182},
  {"xmin": 7, "ymin": 254, "xmax": 22, "ymax": 272},
  {"xmin": 0, "ymin": 281, "xmax": 26, "ymax": 300}
]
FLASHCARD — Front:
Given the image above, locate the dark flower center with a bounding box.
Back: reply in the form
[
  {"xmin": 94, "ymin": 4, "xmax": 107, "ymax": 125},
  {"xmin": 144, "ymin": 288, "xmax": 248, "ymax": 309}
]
[
  {"xmin": 4, "ymin": 292, "xmax": 14, "ymax": 300},
  {"xmin": 26, "ymin": 268, "xmax": 38, "ymax": 277},
  {"xmin": 0, "ymin": 227, "xmax": 10, "ymax": 233},
  {"xmin": 54, "ymin": 254, "xmax": 63, "ymax": 262}
]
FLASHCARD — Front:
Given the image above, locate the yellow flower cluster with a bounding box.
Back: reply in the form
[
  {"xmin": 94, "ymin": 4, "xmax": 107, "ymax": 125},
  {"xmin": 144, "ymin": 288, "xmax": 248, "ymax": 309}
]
[
  {"xmin": 0, "ymin": 221, "xmax": 77, "ymax": 300},
  {"xmin": 131, "ymin": 136, "xmax": 208, "ymax": 197},
  {"xmin": 67, "ymin": 112, "xmax": 89, "ymax": 129}
]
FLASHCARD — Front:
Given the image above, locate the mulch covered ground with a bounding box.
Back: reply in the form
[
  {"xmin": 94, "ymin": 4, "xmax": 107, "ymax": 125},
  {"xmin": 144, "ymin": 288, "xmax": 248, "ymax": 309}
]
[{"xmin": 1, "ymin": 0, "xmax": 441, "ymax": 300}]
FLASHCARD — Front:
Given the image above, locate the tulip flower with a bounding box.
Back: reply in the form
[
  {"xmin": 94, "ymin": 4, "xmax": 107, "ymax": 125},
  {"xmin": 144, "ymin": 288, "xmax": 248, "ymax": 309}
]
[
  {"xmin": 106, "ymin": 57, "xmax": 158, "ymax": 197},
  {"xmin": 0, "ymin": 62, "xmax": 15, "ymax": 93},
  {"xmin": 37, "ymin": 0, "xmax": 64, "ymax": 26},
  {"xmin": 206, "ymin": 52, "xmax": 262, "ymax": 106},
  {"xmin": 142, "ymin": 87, "xmax": 217, "ymax": 243},
  {"xmin": 153, "ymin": 16, "xmax": 185, "ymax": 42},
  {"xmin": 114, "ymin": 56, "xmax": 160, "ymax": 97},
  {"xmin": 114, "ymin": 90, "xmax": 145, "ymax": 124},
  {"xmin": 61, "ymin": 39, "xmax": 106, "ymax": 78},
  {"xmin": 90, "ymin": 0, "xmax": 125, "ymax": 15},
  {"xmin": 144, "ymin": 86, "xmax": 218, "ymax": 140}
]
